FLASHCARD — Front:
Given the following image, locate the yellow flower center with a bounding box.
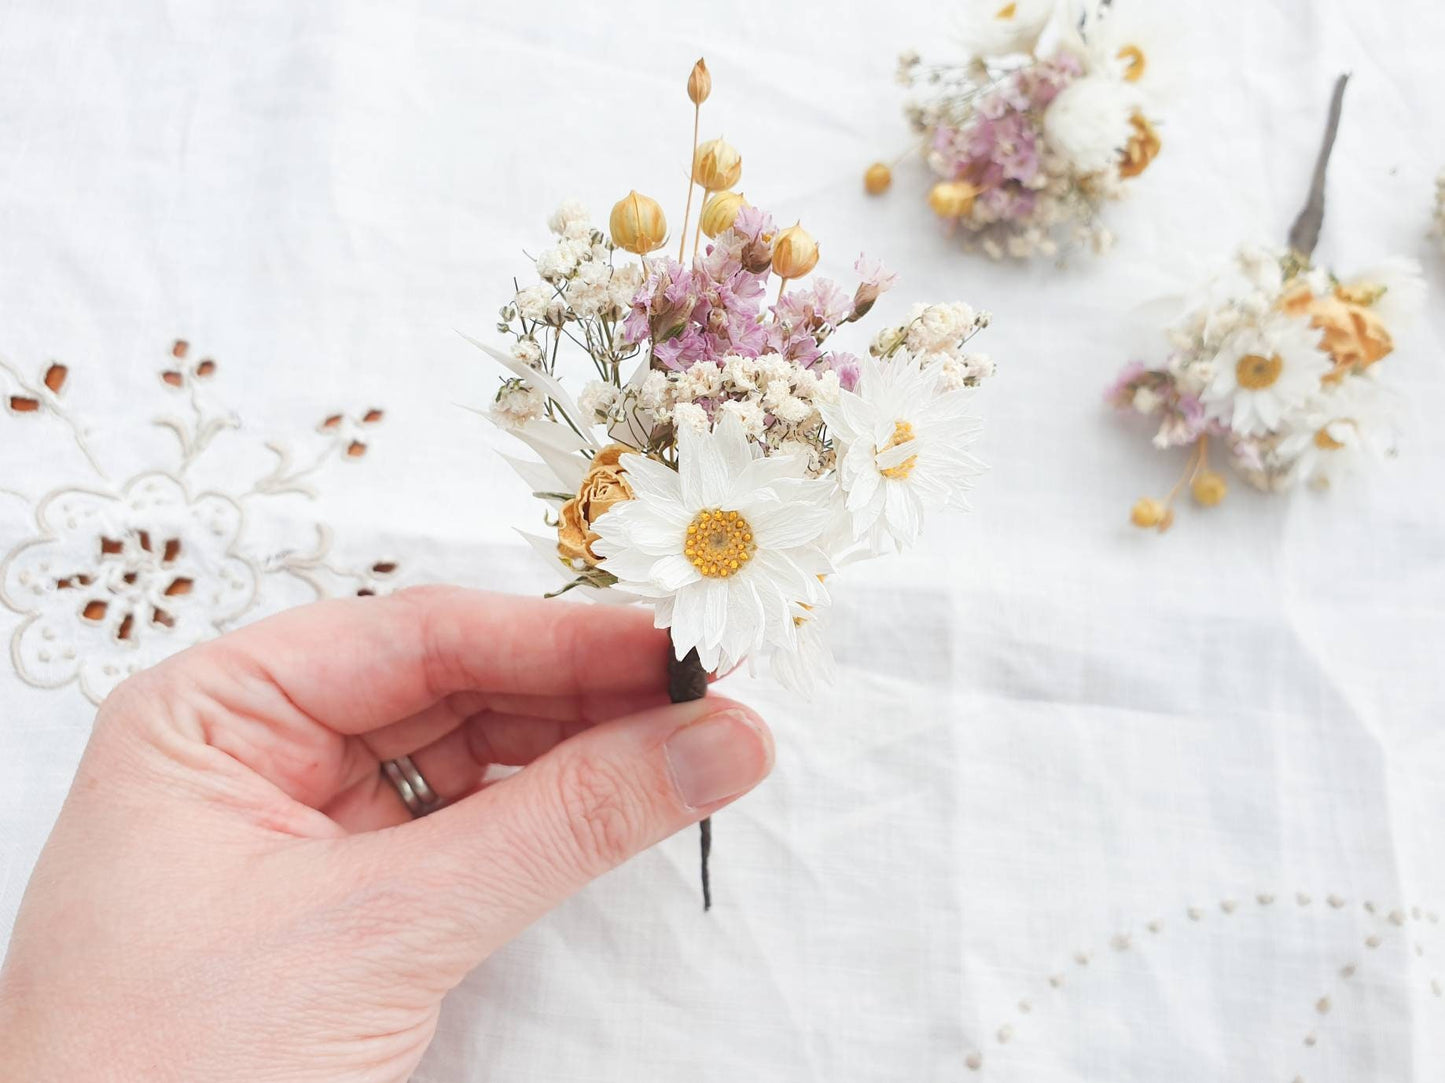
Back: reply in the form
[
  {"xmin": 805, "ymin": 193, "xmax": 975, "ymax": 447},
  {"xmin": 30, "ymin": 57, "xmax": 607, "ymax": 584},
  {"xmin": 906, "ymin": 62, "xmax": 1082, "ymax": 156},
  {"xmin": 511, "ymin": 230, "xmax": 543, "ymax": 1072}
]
[
  {"xmin": 1313, "ymin": 426, "xmax": 1346, "ymax": 451},
  {"xmin": 995, "ymin": 2, "xmax": 1017, "ymax": 19},
  {"xmin": 1116, "ymin": 44, "xmax": 1147, "ymax": 82},
  {"xmin": 1236, "ymin": 353, "xmax": 1283, "ymax": 391},
  {"xmin": 684, "ymin": 509, "xmax": 755, "ymax": 578},
  {"xmin": 878, "ymin": 420, "xmax": 919, "ymax": 480}
]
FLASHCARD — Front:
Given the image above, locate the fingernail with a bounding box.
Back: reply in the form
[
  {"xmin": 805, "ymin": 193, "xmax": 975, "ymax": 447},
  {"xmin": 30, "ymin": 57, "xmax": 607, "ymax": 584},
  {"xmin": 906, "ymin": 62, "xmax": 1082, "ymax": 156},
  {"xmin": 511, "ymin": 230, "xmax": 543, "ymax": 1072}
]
[{"xmin": 664, "ymin": 709, "xmax": 772, "ymax": 810}]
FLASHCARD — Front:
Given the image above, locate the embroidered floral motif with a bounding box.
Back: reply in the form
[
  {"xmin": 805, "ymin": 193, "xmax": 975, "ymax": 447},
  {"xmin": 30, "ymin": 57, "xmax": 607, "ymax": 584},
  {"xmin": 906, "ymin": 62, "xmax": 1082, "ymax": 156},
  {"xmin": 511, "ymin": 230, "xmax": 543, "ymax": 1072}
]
[{"xmin": 0, "ymin": 343, "xmax": 399, "ymax": 704}]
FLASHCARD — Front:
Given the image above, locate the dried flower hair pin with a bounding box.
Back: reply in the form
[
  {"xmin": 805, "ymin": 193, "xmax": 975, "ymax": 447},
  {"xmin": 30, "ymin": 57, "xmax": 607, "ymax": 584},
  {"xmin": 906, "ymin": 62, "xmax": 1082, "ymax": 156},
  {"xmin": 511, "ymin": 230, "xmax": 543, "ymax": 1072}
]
[
  {"xmin": 471, "ymin": 60, "xmax": 998, "ymax": 908},
  {"xmin": 1109, "ymin": 76, "xmax": 1425, "ymax": 531},
  {"xmin": 867, "ymin": 0, "xmax": 1167, "ymax": 260}
]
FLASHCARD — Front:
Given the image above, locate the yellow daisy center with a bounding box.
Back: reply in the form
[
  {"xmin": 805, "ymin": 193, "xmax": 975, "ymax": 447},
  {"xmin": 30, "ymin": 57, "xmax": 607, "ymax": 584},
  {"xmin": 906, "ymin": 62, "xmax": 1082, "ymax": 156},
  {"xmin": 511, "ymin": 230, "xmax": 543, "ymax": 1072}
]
[
  {"xmin": 684, "ymin": 508, "xmax": 755, "ymax": 578},
  {"xmin": 1236, "ymin": 353, "xmax": 1283, "ymax": 391},
  {"xmin": 995, "ymin": 2, "xmax": 1017, "ymax": 19},
  {"xmin": 1313, "ymin": 426, "xmax": 1347, "ymax": 451},
  {"xmin": 1116, "ymin": 44, "xmax": 1147, "ymax": 82},
  {"xmin": 878, "ymin": 420, "xmax": 919, "ymax": 481}
]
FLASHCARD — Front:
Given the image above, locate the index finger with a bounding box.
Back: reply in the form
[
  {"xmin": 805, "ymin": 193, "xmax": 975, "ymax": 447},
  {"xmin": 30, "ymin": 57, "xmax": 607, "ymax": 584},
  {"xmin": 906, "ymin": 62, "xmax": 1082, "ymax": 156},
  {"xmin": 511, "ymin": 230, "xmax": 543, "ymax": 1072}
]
[{"xmin": 180, "ymin": 586, "xmax": 671, "ymax": 735}]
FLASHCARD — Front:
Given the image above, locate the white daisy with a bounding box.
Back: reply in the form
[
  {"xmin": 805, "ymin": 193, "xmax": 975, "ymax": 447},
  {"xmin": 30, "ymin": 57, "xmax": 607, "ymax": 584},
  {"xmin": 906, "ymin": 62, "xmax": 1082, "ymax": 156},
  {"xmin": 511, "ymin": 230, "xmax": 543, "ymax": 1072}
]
[
  {"xmin": 1276, "ymin": 382, "xmax": 1393, "ymax": 488},
  {"xmin": 1042, "ymin": 74, "xmax": 1137, "ymax": 176},
  {"xmin": 768, "ymin": 605, "xmax": 836, "ymax": 696},
  {"xmin": 822, "ymin": 356, "xmax": 986, "ymax": 553},
  {"xmin": 957, "ymin": 0, "xmax": 1060, "ymax": 59},
  {"xmin": 1075, "ymin": 0, "xmax": 1177, "ymax": 100},
  {"xmin": 591, "ymin": 413, "xmax": 835, "ymax": 673},
  {"xmin": 1202, "ymin": 316, "xmax": 1330, "ymax": 437}
]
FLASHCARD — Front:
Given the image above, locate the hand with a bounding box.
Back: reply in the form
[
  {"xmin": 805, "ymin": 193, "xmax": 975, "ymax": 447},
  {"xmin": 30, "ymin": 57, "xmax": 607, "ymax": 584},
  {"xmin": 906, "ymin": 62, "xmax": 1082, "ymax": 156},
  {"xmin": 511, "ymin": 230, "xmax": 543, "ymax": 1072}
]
[{"xmin": 0, "ymin": 587, "xmax": 773, "ymax": 1082}]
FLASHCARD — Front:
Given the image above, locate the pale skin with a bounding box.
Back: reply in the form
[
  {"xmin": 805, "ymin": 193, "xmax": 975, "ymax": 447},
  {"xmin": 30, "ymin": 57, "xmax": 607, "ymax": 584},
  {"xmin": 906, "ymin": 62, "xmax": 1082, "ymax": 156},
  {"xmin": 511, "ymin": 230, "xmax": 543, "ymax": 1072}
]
[{"xmin": 0, "ymin": 587, "xmax": 774, "ymax": 1082}]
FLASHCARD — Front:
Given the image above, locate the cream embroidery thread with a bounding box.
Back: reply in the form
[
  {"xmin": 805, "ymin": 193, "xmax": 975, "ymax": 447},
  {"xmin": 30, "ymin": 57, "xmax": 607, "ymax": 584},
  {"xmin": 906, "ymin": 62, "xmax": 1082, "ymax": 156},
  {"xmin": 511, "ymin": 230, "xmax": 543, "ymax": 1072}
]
[{"xmin": 0, "ymin": 341, "xmax": 398, "ymax": 704}]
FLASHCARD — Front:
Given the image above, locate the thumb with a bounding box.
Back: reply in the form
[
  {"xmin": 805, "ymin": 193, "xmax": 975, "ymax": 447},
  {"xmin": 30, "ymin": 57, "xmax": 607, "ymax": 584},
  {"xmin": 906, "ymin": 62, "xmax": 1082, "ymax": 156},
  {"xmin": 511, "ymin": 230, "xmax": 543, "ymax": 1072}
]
[{"xmin": 372, "ymin": 696, "xmax": 772, "ymax": 962}]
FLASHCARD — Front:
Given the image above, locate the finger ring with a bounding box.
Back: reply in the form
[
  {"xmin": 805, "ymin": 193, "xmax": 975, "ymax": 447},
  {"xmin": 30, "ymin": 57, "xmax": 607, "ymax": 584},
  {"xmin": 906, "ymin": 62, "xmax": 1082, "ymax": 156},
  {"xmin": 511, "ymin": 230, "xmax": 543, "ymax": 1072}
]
[{"xmin": 381, "ymin": 754, "xmax": 442, "ymax": 817}]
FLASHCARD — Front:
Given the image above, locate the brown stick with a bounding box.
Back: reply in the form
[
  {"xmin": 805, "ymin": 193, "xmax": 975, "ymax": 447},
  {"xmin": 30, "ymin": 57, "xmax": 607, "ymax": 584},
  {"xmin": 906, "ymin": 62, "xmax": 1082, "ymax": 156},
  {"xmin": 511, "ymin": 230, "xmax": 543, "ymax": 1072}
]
[
  {"xmin": 667, "ymin": 644, "xmax": 712, "ymax": 910},
  {"xmin": 1287, "ymin": 74, "xmax": 1349, "ymax": 261}
]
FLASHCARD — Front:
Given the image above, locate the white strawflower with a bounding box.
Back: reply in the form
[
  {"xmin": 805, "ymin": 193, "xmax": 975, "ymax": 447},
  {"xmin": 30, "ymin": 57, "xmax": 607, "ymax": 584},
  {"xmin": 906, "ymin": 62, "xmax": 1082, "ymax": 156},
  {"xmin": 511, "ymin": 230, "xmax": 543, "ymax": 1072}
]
[
  {"xmin": 1043, "ymin": 75, "xmax": 1137, "ymax": 176},
  {"xmin": 491, "ymin": 379, "xmax": 546, "ymax": 430},
  {"xmin": 1203, "ymin": 315, "xmax": 1330, "ymax": 437},
  {"xmin": 592, "ymin": 413, "xmax": 835, "ymax": 673},
  {"xmin": 821, "ymin": 356, "xmax": 986, "ymax": 553},
  {"xmin": 768, "ymin": 606, "xmax": 836, "ymax": 695},
  {"xmin": 957, "ymin": 0, "xmax": 1058, "ymax": 59},
  {"xmin": 1275, "ymin": 381, "xmax": 1391, "ymax": 488}
]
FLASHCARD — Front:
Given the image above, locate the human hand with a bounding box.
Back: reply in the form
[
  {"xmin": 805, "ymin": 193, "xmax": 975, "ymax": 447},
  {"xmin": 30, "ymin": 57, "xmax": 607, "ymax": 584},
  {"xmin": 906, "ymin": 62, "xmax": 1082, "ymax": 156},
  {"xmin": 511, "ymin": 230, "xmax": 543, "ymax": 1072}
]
[{"xmin": 0, "ymin": 587, "xmax": 773, "ymax": 1082}]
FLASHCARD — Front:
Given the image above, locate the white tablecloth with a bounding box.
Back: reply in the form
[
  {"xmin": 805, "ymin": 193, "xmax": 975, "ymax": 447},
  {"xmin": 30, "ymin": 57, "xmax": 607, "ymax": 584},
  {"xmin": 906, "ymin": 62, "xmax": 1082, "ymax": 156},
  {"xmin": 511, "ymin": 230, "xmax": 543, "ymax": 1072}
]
[{"xmin": 2, "ymin": 1, "xmax": 1443, "ymax": 1079}]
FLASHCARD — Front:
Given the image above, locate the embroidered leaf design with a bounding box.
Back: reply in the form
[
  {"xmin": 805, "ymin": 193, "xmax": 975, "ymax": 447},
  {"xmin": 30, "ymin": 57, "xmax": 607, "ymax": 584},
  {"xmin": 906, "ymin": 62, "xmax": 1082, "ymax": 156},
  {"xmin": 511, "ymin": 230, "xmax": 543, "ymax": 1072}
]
[
  {"xmin": 43, "ymin": 363, "xmax": 68, "ymax": 393},
  {"xmin": 8, "ymin": 396, "xmax": 39, "ymax": 413},
  {"xmin": 362, "ymin": 408, "xmax": 384, "ymax": 424},
  {"xmin": 81, "ymin": 600, "xmax": 108, "ymax": 621}
]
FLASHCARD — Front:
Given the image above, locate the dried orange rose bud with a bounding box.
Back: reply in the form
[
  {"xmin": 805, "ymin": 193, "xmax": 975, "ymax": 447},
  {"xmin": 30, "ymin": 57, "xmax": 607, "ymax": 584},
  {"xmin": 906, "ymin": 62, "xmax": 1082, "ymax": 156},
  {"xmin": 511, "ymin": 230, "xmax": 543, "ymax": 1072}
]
[{"xmin": 557, "ymin": 445, "xmax": 635, "ymax": 565}]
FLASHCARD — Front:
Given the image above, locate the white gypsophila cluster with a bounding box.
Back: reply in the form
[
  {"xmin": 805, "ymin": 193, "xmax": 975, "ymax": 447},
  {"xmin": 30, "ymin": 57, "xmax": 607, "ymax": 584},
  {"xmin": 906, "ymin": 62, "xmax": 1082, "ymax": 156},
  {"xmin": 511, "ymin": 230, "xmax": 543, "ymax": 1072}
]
[
  {"xmin": 869, "ymin": 302, "xmax": 993, "ymax": 388},
  {"xmin": 631, "ymin": 354, "xmax": 844, "ymax": 476},
  {"xmin": 578, "ymin": 380, "xmax": 622, "ymax": 426},
  {"xmin": 490, "ymin": 378, "xmax": 547, "ymax": 430},
  {"xmin": 511, "ymin": 203, "xmax": 643, "ymax": 321}
]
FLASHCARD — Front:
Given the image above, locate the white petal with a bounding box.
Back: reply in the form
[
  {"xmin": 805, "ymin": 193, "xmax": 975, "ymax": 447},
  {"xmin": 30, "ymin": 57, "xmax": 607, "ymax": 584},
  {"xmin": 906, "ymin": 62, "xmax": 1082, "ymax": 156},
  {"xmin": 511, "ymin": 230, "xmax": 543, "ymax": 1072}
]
[{"xmin": 748, "ymin": 501, "xmax": 833, "ymax": 550}]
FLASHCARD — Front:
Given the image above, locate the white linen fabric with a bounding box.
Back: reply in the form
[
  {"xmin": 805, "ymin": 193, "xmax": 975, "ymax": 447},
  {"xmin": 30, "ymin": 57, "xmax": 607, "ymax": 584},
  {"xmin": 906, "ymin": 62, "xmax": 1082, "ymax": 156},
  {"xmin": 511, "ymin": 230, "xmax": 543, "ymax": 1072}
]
[{"xmin": 1, "ymin": 1, "xmax": 1443, "ymax": 1080}]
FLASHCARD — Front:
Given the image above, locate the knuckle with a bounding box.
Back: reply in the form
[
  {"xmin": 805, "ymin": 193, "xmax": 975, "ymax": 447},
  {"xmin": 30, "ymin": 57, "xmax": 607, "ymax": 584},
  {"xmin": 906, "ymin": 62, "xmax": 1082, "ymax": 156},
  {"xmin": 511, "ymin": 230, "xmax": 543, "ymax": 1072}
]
[{"xmin": 551, "ymin": 753, "xmax": 649, "ymax": 872}]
